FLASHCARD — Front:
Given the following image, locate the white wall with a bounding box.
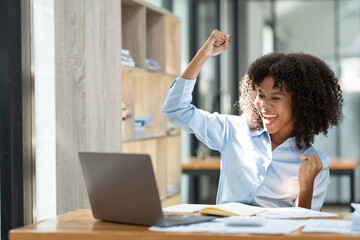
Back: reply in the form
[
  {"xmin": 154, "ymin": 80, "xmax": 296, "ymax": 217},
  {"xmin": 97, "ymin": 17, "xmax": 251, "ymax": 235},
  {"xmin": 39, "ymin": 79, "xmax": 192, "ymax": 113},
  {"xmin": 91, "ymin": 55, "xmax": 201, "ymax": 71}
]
[{"xmin": 247, "ymin": 1, "xmax": 272, "ymax": 66}]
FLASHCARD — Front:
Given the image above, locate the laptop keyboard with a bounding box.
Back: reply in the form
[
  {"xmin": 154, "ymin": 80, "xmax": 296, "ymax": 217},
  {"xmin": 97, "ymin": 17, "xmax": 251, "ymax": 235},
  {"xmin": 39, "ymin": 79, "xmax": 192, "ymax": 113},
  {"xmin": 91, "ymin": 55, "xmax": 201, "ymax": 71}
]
[{"xmin": 160, "ymin": 214, "xmax": 215, "ymax": 227}]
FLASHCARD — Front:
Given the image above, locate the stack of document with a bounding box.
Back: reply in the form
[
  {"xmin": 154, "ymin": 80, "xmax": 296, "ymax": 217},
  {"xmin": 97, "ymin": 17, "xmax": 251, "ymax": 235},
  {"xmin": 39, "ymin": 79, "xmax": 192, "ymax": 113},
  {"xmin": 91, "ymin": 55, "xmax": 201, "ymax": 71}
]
[
  {"xmin": 134, "ymin": 114, "xmax": 154, "ymax": 139},
  {"xmin": 156, "ymin": 203, "xmax": 360, "ymax": 235},
  {"xmin": 352, "ymin": 203, "xmax": 360, "ymax": 232},
  {"xmin": 150, "ymin": 218, "xmax": 308, "ymax": 235},
  {"xmin": 301, "ymin": 203, "xmax": 360, "ymax": 234},
  {"xmin": 153, "ymin": 203, "xmax": 344, "ymax": 235},
  {"xmin": 163, "ymin": 203, "xmax": 337, "ymax": 218},
  {"xmin": 145, "ymin": 59, "xmax": 161, "ymax": 72},
  {"xmin": 122, "ymin": 49, "xmax": 135, "ymax": 67},
  {"xmin": 257, "ymin": 207, "xmax": 338, "ymax": 219},
  {"xmin": 302, "ymin": 219, "xmax": 354, "ymax": 234}
]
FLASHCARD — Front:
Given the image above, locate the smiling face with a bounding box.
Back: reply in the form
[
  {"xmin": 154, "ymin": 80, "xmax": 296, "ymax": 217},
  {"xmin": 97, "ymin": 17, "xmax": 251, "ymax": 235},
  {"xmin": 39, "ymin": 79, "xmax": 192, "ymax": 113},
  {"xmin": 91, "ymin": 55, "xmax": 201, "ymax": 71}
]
[{"xmin": 255, "ymin": 76, "xmax": 294, "ymax": 143}]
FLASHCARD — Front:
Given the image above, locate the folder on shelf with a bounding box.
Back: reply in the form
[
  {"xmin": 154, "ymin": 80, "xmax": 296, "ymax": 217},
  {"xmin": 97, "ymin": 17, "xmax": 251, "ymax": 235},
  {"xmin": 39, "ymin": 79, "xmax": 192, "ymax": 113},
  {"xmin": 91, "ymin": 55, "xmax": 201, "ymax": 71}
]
[{"xmin": 134, "ymin": 114, "xmax": 154, "ymax": 139}]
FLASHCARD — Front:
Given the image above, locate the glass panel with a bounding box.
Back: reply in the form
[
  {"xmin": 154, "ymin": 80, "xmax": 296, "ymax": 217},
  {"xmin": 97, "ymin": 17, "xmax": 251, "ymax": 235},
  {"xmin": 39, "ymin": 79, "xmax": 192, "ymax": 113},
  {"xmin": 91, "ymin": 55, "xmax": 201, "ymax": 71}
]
[
  {"xmin": 274, "ymin": 0, "xmax": 338, "ymax": 156},
  {"xmin": 274, "ymin": 0, "xmax": 339, "ymax": 203},
  {"xmin": 339, "ymin": 0, "xmax": 360, "ymax": 158},
  {"xmin": 33, "ymin": 0, "xmax": 56, "ymax": 221},
  {"xmin": 226, "ymin": 0, "xmax": 237, "ymax": 112},
  {"xmin": 173, "ymin": 0, "xmax": 190, "ymax": 72},
  {"xmin": 247, "ymin": 0, "xmax": 272, "ymax": 65},
  {"xmin": 198, "ymin": 0, "xmax": 218, "ymax": 113},
  {"xmin": 338, "ymin": 0, "xmax": 360, "ymax": 203}
]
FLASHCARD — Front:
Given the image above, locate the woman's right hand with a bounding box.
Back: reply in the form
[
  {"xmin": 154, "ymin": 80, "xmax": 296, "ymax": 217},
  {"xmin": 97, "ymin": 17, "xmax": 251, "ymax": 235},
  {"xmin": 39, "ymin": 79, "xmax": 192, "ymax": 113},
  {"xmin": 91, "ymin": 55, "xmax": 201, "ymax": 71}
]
[
  {"xmin": 181, "ymin": 29, "xmax": 231, "ymax": 79},
  {"xmin": 199, "ymin": 29, "xmax": 231, "ymax": 57}
]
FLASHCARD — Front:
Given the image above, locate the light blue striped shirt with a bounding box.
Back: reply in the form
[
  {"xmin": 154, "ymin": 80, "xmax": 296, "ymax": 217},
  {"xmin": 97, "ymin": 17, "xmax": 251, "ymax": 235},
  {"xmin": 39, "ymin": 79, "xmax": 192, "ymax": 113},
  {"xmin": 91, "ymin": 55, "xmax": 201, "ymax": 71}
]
[{"xmin": 162, "ymin": 77, "xmax": 331, "ymax": 211}]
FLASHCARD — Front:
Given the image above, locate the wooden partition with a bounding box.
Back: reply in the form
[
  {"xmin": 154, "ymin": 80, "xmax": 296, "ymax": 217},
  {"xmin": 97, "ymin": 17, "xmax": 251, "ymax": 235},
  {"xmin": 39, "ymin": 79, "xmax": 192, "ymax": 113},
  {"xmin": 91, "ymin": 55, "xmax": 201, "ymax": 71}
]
[{"xmin": 55, "ymin": 0, "xmax": 122, "ymax": 214}]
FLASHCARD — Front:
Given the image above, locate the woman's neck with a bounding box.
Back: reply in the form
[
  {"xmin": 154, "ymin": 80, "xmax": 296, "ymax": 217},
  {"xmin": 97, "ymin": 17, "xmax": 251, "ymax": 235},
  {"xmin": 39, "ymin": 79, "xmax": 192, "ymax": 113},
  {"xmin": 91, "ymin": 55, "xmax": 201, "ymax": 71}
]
[{"xmin": 270, "ymin": 133, "xmax": 293, "ymax": 151}]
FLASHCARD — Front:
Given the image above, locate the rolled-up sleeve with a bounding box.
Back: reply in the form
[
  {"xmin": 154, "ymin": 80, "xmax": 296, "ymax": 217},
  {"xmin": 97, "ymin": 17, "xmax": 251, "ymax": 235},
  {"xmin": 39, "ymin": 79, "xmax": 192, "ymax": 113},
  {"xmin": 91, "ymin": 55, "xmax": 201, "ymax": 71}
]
[{"xmin": 162, "ymin": 77, "xmax": 227, "ymax": 152}]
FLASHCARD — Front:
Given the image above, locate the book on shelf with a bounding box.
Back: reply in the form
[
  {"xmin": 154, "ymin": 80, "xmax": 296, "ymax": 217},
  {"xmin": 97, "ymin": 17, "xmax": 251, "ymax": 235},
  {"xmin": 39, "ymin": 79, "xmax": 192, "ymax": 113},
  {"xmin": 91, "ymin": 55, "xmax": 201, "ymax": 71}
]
[
  {"xmin": 134, "ymin": 114, "xmax": 154, "ymax": 127},
  {"xmin": 145, "ymin": 58, "xmax": 161, "ymax": 72},
  {"xmin": 121, "ymin": 49, "xmax": 130, "ymax": 55},
  {"xmin": 134, "ymin": 114, "xmax": 154, "ymax": 139},
  {"xmin": 122, "ymin": 48, "xmax": 135, "ymax": 67}
]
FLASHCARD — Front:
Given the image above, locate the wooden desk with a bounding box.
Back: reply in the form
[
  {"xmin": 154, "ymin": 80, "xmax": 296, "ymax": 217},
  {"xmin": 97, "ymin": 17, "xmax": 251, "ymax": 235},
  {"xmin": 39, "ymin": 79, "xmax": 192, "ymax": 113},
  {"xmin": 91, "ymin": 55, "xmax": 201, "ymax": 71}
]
[
  {"xmin": 182, "ymin": 157, "xmax": 359, "ymax": 205},
  {"xmin": 182, "ymin": 157, "xmax": 221, "ymax": 170},
  {"xmin": 9, "ymin": 209, "xmax": 358, "ymax": 240}
]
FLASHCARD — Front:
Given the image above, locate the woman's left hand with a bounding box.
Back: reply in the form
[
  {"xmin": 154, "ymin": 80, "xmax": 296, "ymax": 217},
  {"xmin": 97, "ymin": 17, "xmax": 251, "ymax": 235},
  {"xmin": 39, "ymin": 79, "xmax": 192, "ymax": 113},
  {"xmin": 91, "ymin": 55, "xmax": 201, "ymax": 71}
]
[{"xmin": 298, "ymin": 154, "xmax": 323, "ymax": 190}]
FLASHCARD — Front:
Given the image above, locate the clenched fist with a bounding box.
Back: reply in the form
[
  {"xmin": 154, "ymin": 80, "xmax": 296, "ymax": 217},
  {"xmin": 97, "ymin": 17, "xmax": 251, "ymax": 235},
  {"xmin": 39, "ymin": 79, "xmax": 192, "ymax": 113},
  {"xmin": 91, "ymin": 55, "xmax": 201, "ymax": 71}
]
[
  {"xmin": 199, "ymin": 29, "xmax": 231, "ymax": 57},
  {"xmin": 298, "ymin": 154, "xmax": 323, "ymax": 190}
]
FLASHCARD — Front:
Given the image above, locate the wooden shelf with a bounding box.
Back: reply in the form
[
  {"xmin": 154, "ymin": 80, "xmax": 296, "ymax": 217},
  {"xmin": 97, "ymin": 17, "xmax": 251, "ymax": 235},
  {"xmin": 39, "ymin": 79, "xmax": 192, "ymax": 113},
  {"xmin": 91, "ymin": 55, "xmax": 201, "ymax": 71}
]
[
  {"xmin": 121, "ymin": 0, "xmax": 145, "ymax": 68},
  {"xmin": 122, "ymin": 69, "xmax": 180, "ymax": 142},
  {"xmin": 121, "ymin": 69, "xmax": 135, "ymax": 141},
  {"xmin": 161, "ymin": 193, "xmax": 181, "ymax": 208},
  {"xmin": 166, "ymin": 135, "xmax": 181, "ymax": 198},
  {"xmin": 134, "ymin": 72, "xmax": 167, "ymax": 137},
  {"xmin": 165, "ymin": 16, "xmax": 181, "ymax": 75},
  {"xmin": 122, "ymin": 65, "xmax": 179, "ymax": 79},
  {"xmin": 122, "ymin": 135, "xmax": 181, "ymax": 200},
  {"xmin": 122, "ymin": 133, "xmax": 180, "ymax": 144},
  {"xmin": 122, "ymin": 138, "xmax": 167, "ymax": 199},
  {"xmin": 146, "ymin": 8, "xmax": 166, "ymax": 71},
  {"xmin": 121, "ymin": 0, "xmax": 181, "ymax": 201}
]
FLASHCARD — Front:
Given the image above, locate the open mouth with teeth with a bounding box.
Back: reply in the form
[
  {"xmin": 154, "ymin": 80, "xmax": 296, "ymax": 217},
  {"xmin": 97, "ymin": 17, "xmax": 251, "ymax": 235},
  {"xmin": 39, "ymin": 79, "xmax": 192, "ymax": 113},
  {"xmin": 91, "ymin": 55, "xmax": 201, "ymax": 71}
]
[{"xmin": 262, "ymin": 113, "xmax": 278, "ymax": 125}]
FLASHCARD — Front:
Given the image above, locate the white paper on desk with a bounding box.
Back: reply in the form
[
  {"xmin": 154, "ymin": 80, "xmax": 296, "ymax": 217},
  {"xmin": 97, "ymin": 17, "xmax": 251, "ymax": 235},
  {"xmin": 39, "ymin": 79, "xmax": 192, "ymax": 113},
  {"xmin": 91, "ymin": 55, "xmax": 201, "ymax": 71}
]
[
  {"xmin": 302, "ymin": 219, "xmax": 359, "ymax": 234},
  {"xmin": 150, "ymin": 219, "xmax": 308, "ymax": 235},
  {"xmin": 257, "ymin": 207, "xmax": 338, "ymax": 219},
  {"xmin": 162, "ymin": 204, "xmax": 212, "ymax": 213}
]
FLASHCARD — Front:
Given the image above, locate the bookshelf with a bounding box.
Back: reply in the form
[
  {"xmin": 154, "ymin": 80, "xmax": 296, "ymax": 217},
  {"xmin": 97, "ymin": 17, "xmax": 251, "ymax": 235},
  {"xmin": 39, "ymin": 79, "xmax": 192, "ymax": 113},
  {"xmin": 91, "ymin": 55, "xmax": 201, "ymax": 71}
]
[
  {"xmin": 54, "ymin": 0, "xmax": 181, "ymax": 215},
  {"xmin": 120, "ymin": 1, "xmax": 181, "ymax": 201}
]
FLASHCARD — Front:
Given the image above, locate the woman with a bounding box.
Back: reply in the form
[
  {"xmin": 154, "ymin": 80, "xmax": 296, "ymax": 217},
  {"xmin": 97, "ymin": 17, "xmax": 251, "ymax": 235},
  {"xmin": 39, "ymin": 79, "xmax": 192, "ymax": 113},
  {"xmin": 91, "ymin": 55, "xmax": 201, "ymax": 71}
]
[{"xmin": 162, "ymin": 30, "xmax": 343, "ymax": 210}]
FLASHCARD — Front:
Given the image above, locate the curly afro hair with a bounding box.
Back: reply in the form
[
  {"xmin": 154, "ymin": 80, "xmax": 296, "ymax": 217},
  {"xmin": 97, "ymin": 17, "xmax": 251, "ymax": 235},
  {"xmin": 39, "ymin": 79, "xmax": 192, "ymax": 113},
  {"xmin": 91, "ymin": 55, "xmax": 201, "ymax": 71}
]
[{"xmin": 237, "ymin": 52, "xmax": 343, "ymax": 149}]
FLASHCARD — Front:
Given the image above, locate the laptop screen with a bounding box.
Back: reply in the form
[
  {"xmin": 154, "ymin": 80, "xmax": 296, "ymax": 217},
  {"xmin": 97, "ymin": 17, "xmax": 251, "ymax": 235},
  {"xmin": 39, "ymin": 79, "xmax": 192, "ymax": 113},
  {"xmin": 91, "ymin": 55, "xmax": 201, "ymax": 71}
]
[{"xmin": 78, "ymin": 152, "xmax": 164, "ymax": 226}]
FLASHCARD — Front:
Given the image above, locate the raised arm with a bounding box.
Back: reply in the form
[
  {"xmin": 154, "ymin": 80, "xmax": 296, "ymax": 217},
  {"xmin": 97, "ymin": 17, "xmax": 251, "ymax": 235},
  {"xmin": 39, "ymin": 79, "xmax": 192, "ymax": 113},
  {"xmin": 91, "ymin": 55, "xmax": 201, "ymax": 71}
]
[
  {"xmin": 181, "ymin": 29, "xmax": 231, "ymax": 79},
  {"xmin": 162, "ymin": 30, "xmax": 232, "ymax": 152}
]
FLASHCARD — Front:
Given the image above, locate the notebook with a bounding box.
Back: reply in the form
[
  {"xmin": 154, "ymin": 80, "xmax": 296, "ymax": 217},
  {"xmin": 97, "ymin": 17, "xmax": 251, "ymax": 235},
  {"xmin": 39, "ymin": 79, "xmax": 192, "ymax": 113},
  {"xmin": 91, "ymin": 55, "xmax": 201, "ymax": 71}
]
[{"xmin": 78, "ymin": 152, "xmax": 215, "ymax": 227}]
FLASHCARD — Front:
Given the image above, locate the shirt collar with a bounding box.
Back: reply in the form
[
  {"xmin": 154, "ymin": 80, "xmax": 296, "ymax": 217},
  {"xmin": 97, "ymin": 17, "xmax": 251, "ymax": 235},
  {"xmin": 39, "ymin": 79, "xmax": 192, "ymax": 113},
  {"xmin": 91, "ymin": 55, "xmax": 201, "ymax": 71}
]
[
  {"xmin": 250, "ymin": 128, "xmax": 266, "ymax": 137},
  {"xmin": 250, "ymin": 129, "xmax": 302, "ymax": 155},
  {"xmin": 250, "ymin": 128, "xmax": 296, "ymax": 146}
]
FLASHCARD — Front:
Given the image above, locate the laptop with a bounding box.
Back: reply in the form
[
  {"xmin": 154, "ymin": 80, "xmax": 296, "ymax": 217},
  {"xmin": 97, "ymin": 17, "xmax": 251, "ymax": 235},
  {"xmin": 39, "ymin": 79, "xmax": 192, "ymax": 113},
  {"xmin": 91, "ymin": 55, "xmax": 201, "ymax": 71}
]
[{"xmin": 78, "ymin": 152, "xmax": 215, "ymax": 227}]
